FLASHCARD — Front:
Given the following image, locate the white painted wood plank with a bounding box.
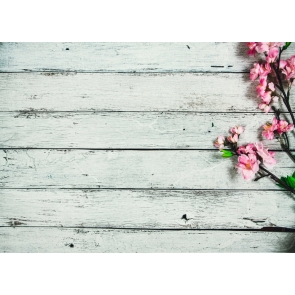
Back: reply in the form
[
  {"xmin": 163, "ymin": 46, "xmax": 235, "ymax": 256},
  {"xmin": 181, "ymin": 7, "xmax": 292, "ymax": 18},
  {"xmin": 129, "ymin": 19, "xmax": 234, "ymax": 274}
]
[
  {"xmin": 1, "ymin": 72, "xmax": 294, "ymax": 112},
  {"xmin": 1, "ymin": 189, "xmax": 294, "ymax": 229},
  {"xmin": 1, "ymin": 43, "xmax": 294, "ymax": 73},
  {"xmin": 0, "ymin": 150, "xmax": 294, "ymax": 189},
  {"xmin": 0, "ymin": 112, "xmax": 293, "ymax": 149},
  {"xmin": 1, "ymin": 228, "xmax": 294, "ymax": 252},
  {"xmin": 1, "ymin": 42, "xmax": 294, "ymax": 73}
]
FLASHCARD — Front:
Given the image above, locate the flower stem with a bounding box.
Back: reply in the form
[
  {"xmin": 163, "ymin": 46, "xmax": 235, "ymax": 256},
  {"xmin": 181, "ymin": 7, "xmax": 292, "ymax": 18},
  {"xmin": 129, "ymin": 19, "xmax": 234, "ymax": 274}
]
[
  {"xmin": 272, "ymin": 106, "xmax": 295, "ymax": 163},
  {"xmin": 259, "ymin": 165, "xmax": 295, "ymax": 194},
  {"xmin": 272, "ymin": 49, "xmax": 295, "ymax": 126}
]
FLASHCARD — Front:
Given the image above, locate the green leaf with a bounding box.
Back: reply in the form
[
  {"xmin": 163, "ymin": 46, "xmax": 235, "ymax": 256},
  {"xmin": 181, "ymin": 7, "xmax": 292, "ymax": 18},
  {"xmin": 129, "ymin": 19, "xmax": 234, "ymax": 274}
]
[
  {"xmin": 277, "ymin": 183, "xmax": 285, "ymax": 189},
  {"xmin": 286, "ymin": 176, "xmax": 295, "ymax": 188},
  {"xmin": 221, "ymin": 149, "xmax": 233, "ymax": 158},
  {"xmin": 283, "ymin": 42, "xmax": 291, "ymax": 50},
  {"xmin": 292, "ymin": 171, "xmax": 295, "ymax": 178}
]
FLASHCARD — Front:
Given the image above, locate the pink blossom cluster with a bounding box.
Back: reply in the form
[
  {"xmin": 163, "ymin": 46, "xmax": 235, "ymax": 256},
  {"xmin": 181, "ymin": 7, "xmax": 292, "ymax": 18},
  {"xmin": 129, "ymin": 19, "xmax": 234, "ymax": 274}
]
[
  {"xmin": 249, "ymin": 64, "xmax": 278, "ymax": 113},
  {"xmin": 214, "ymin": 126, "xmax": 244, "ymax": 150},
  {"xmin": 262, "ymin": 117, "xmax": 294, "ymax": 140},
  {"xmin": 237, "ymin": 142, "xmax": 276, "ymax": 180},
  {"xmin": 247, "ymin": 42, "xmax": 285, "ymax": 59},
  {"xmin": 214, "ymin": 126, "xmax": 277, "ymax": 180},
  {"xmin": 280, "ymin": 55, "xmax": 295, "ymax": 84},
  {"xmin": 248, "ymin": 43, "xmax": 295, "ymax": 113}
]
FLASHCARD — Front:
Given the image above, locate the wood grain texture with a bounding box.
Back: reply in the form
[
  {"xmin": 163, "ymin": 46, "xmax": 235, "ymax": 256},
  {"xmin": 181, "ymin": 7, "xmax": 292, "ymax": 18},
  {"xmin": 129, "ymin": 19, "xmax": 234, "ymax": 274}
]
[
  {"xmin": 2, "ymin": 42, "xmax": 295, "ymax": 253},
  {"xmin": 0, "ymin": 149, "xmax": 294, "ymax": 189},
  {"xmin": 1, "ymin": 228, "xmax": 294, "ymax": 253},
  {"xmin": 1, "ymin": 189, "xmax": 295, "ymax": 229},
  {"xmin": 1, "ymin": 42, "xmax": 294, "ymax": 73},
  {"xmin": 1, "ymin": 111, "xmax": 294, "ymax": 149},
  {"xmin": 1, "ymin": 72, "xmax": 295, "ymax": 112}
]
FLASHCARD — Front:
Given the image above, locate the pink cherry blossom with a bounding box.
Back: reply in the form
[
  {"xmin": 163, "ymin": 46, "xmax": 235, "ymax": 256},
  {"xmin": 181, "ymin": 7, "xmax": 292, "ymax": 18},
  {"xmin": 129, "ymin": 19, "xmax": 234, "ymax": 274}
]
[
  {"xmin": 214, "ymin": 136, "xmax": 225, "ymax": 150},
  {"xmin": 277, "ymin": 120, "xmax": 294, "ymax": 134},
  {"xmin": 258, "ymin": 103, "xmax": 271, "ymax": 113},
  {"xmin": 245, "ymin": 143, "xmax": 257, "ymax": 154},
  {"xmin": 255, "ymin": 43, "xmax": 270, "ymax": 53},
  {"xmin": 266, "ymin": 47, "xmax": 279, "ymax": 63},
  {"xmin": 256, "ymin": 78, "xmax": 267, "ymax": 96},
  {"xmin": 255, "ymin": 142, "xmax": 276, "ymax": 169},
  {"xmin": 259, "ymin": 62, "xmax": 271, "ymax": 78},
  {"xmin": 281, "ymin": 55, "xmax": 295, "ymax": 81},
  {"xmin": 247, "ymin": 42, "xmax": 257, "ymax": 56},
  {"xmin": 262, "ymin": 117, "xmax": 278, "ymax": 140},
  {"xmin": 236, "ymin": 154, "xmax": 260, "ymax": 180},
  {"xmin": 260, "ymin": 91, "xmax": 272, "ymax": 104},
  {"xmin": 280, "ymin": 60, "xmax": 287, "ymax": 69},
  {"xmin": 250, "ymin": 63, "xmax": 261, "ymax": 81},
  {"xmin": 237, "ymin": 143, "xmax": 257, "ymax": 155},
  {"xmin": 255, "ymin": 42, "xmax": 285, "ymax": 54},
  {"xmin": 230, "ymin": 126, "xmax": 244, "ymax": 135},
  {"xmin": 227, "ymin": 134, "xmax": 238, "ymax": 143},
  {"xmin": 268, "ymin": 82, "xmax": 275, "ymax": 92}
]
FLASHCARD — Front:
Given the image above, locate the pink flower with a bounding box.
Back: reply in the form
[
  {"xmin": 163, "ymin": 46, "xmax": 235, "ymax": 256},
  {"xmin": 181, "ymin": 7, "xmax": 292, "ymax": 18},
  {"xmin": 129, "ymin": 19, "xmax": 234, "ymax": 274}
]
[
  {"xmin": 214, "ymin": 136, "xmax": 225, "ymax": 150},
  {"xmin": 255, "ymin": 42, "xmax": 285, "ymax": 54},
  {"xmin": 236, "ymin": 154, "xmax": 260, "ymax": 180},
  {"xmin": 247, "ymin": 42, "xmax": 257, "ymax": 56},
  {"xmin": 255, "ymin": 142, "xmax": 276, "ymax": 169},
  {"xmin": 258, "ymin": 103, "xmax": 271, "ymax": 113},
  {"xmin": 250, "ymin": 63, "xmax": 261, "ymax": 81},
  {"xmin": 259, "ymin": 62, "xmax": 271, "ymax": 78},
  {"xmin": 280, "ymin": 60, "xmax": 287, "ymax": 69},
  {"xmin": 266, "ymin": 47, "xmax": 279, "ymax": 63},
  {"xmin": 281, "ymin": 56, "xmax": 295, "ymax": 81},
  {"xmin": 227, "ymin": 134, "xmax": 238, "ymax": 143},
  {"xmin": 237, "ymin": 143, "xmax": 257, "ymax": 155},
  {"xmin": 230, "ymin": 126, "xmax": 244, "ymax": 135},
  {"xmin": 256, "ymin": 78, "xmax": 267, "ymax": 96},
  {"xmin": 277, "ymin": 120, "xmax": 294, "ymax": 134},
  {"xmin": 262, "ymin": 118, "xmax": 278, "ymax": 140},
  {"xmin": 268, "ymin": 82, "xmax": 275, "ymax": 92},
  {"xmin": 256, "ymin": 42, "xmax": 270, "ymax": 53},
  {"xmin": 260, "ymin": 91, "xmax": 272, "ymax": 104},
  {"xmin": 245, "ymin": 143, "xmax": 257, "ymax": 154}
]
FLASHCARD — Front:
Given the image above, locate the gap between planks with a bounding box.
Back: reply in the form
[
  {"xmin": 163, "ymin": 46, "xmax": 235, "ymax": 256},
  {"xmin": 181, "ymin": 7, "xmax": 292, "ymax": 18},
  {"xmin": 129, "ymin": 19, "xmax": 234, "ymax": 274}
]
[{"xmin": 1, "ymin": 226, "xmax": 295, "ymax": 232}]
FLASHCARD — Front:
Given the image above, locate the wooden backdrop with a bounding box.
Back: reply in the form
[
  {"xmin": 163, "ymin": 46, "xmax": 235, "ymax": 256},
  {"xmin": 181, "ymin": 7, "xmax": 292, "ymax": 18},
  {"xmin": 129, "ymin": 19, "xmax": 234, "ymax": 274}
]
[{"xmin": 1, "ymin": 42, "xmax": 295, "ymax": 252}]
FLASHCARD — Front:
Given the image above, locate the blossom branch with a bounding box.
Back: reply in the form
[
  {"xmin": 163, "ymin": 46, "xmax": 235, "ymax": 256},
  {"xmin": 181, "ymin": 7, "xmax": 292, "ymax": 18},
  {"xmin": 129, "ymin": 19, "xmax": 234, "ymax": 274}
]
[
  {"xmin": 259, "ymin": 165, "xmax": 295, "ymax": 194},
  {"xmin": 213, "ymin": 42, "xmax": 295, "ymax": 195}
]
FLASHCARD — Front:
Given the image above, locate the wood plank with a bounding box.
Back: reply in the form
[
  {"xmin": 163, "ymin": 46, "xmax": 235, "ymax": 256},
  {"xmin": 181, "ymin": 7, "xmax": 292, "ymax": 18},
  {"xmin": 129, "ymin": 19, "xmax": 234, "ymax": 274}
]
[
  {"xmin": 0, "ymin": 150, "xmax": 294, "ymax": 189},
  {"xmin": 1, "ymin": 227, "xmax": 294, "ymax": 252},
  {"xmin": 1, "ymin": 42, "xmax": 295, "ymax": 73},
  {"xmin": 1, "ymin": 72, "xmax": 294, "ymax": 112},
  {"xmin": 0, "ymin": 111, "xmax": 293, "ymax": 149},
  {"xmin": 1, "ymin": 189, "xmax": 294, "ymax": 229}
]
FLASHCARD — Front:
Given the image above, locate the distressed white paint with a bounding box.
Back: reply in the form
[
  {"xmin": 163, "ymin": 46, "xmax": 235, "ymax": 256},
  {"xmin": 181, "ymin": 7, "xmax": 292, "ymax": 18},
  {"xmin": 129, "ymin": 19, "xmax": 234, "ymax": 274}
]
[
  {"xmin": 0, "ymin": 228, "xmax": 294, "ymax": 253},
  {"xmin": 1, "ymin": 189, "xmax": 294, "ymax": 229},
  {"xmin": 1, "ymin": 112, "xmax": 292, "ymax": 149},
  {"xmin": 0, "ymin": 149, "xmax": 294, "ymax": 189},
  {"xmin": 1, "ymin": 72, "xmax": 294, "ymax": 112},
  {"xmin": 0, "ymin": 42, "xmax": 294, "ymax": 73},
  {"xmin": 1, "ymin": 42, "xmax": 295, "ymax": 252}
]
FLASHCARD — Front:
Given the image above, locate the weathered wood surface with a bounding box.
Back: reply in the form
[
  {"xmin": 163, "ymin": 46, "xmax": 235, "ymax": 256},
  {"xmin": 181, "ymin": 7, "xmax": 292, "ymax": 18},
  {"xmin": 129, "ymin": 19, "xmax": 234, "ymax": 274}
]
[
  {"xmin": 1, "ymin": 42, "xmax": 294, "ymax": 73},
  {"xmin": 1, "ymin": 42, "xmax": 295, "ymax": 252},
  {"xmin": 1, "ymin": 112, "xmax": 293, "ymax": 149},
  {"xmin": 2, "ymin": 72, "xmax": 295, "ymax": 112},
  {"xmin": 0, "ymin": 149, "xmax": 293, "ymax": 189},
  {"xmin": 1, "ymin": 228, "xmax": 294, "ymax": 253},
  {"xmin": 1, "ymin": 189, "xmax": 294, "ymax": 229}
]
